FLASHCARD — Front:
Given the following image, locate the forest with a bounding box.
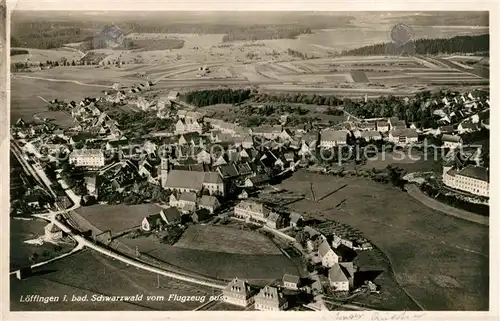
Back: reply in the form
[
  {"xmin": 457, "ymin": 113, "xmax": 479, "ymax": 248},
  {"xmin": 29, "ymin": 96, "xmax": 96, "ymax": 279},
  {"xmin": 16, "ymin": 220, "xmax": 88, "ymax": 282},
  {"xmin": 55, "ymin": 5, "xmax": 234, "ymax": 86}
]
[
  {"xmin": 341, "ymin": 34, "xmax": 489, "ymax": 56},
  {"xmin": 185, "ymin": 89, "xmax": 253, "ymax": 107}
]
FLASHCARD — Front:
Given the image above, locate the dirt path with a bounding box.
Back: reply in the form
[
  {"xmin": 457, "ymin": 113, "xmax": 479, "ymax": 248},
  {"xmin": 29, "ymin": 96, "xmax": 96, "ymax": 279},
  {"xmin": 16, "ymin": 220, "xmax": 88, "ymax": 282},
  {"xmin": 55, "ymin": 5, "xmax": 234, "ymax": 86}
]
[{"xmin": 405, "ymin": 184, "xmax": 488, "ymax": 226}]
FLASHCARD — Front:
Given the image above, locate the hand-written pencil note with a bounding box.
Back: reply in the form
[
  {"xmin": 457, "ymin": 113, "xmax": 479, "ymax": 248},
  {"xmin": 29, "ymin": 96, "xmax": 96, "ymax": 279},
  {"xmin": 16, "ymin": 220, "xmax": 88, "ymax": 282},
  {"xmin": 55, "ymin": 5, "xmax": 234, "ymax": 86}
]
[{"xmin": 324, "ymin": 311, "xmax": 427, "ymax": 321}]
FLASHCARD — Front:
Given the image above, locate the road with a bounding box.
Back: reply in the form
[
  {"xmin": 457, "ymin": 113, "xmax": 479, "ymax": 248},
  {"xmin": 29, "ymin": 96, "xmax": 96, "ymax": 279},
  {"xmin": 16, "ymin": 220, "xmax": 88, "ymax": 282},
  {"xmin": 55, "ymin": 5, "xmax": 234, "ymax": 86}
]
[
  {"xmin": 405, "ymin": 184, "xmax": 488, "ymax": 226},
  {"xmin": 17, "ymin": 75, "xmax": 113, "ymax": 88}
]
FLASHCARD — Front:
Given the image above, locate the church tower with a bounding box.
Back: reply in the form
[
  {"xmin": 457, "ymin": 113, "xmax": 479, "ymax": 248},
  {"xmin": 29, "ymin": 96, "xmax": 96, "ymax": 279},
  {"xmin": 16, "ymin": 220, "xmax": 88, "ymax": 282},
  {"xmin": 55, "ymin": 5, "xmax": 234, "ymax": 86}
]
[{"xmin": 160, "ymin": 157, "xmax": 169, "ymax": 189}]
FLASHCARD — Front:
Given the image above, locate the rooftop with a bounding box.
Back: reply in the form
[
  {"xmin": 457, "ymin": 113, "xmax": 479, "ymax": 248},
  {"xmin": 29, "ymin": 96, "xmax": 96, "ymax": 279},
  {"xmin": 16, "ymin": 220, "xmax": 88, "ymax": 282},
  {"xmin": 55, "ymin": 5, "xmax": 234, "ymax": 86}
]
[{"xmin": 457, "ymin": 165, "xmax": 489, "ymax": 182}]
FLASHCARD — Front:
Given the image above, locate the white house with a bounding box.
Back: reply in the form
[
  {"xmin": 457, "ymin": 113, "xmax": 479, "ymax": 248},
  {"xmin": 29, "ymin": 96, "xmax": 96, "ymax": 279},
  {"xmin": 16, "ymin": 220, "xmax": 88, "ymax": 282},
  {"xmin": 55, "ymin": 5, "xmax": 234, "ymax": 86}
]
[
  {"xmin": 318, "ymin": 240, "xmax": 339, "ymax": 268},
  {"xmin": 234, "ymin": 200, "xmax": 270, "ymax": 223},
  {"xmin": 319, "ymin": 129, "xmax": 349, "ymax": 148},
  {"xmin": 254, "ymin": 286, "xmax": 288, "ymax": 311},
  {"xmin": 376, "ymin": 121, "xmax": 390, "ymax": 133},
  {"xmin": 328, "ymin": 262, "xmax": 356, "ymax": 292},
  {"xmin": 222, "ymin": 278, "xmax": 254, "ymax": 307},
  {"xmin": 388, "ymin": 129, "xmax": 418, "ymax": 146}
]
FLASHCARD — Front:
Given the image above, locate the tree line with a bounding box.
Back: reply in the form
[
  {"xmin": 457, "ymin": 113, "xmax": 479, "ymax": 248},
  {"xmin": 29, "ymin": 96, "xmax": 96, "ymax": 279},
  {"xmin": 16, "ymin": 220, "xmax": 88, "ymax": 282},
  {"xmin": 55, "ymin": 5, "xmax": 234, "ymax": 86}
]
[
  {"xmin": 185, "ymin": 89, "xmax": 253, "ymax": 107},
  {"xmin": 341, "ymin": 34, "xmax": 489, "ymax": 56}
]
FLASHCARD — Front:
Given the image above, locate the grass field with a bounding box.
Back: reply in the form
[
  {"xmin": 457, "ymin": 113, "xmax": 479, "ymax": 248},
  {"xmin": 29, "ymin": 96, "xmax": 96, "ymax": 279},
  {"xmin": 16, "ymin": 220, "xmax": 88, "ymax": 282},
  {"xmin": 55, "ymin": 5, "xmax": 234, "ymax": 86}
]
[
  {"xmin": 120, "ymin": 235, "xmax": 301, "ymax": 280},
  {"xmin": 174, "ymin": 225, "xmax": 281, "ymax": 255},
  {"xmin": 76, "ymin": 204, "xmax": 162, "ymax": 234},
  {"xmin": 34, "ymin": 110, "xmax": 75, "ymax": 128},
  {"xmin": 10, "ymin": 218, "xmax": 74, "ymax": 271},
  {"xmin": 278, "ymin": 170, "xmax": 489, "ymax": 310},
  {"xmin": 10, "ymin": 251, "xmax": 213, "ymax": 311},
  {"xmin": 10, "ymin": 77, "xmax": 105, "ymax": 122},
  {"xmin": 10, "ymin": 48, "xmax": 82, "ymax": 64}
]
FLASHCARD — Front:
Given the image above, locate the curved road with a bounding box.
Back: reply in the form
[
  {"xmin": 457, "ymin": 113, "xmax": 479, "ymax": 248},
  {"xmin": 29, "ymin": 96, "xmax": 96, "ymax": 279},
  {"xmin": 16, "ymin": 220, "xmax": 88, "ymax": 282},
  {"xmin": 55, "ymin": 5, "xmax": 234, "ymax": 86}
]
[{"xmin": 405, "ymin": 184, "xmax": 488, "ymax": 226}]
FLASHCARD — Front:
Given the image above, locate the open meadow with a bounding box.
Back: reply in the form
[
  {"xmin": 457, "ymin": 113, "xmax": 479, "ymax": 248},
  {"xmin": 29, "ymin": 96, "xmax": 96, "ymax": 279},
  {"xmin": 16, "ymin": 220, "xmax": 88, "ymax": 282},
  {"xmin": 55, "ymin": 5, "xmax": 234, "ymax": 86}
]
[
  {"xmin": 174, "ymin": 225, "xmax": 282, "ymax": 255},
  {"xmin": 277, "ymin": 170, "xmax": 489, "ymax": 310}
]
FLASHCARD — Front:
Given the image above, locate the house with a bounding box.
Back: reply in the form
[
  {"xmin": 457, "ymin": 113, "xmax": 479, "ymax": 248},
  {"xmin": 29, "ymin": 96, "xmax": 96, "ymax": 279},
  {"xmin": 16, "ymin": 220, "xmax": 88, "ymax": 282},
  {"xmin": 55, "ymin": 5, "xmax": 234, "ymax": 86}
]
[
  {"xmin": 458, "ymin": 121, "xmax": 479, "ymax": 134},
  {"xmin": 192, "ymin": 209, "xmax": 211, "ymax": 223},
  {"xmin": 254, "ymin": 286, "xmax": 288, "ymax": 311},
  {"xmin": 282, "ymin": 274, "xmax": 300, "ymax": 290},
  {"xmin": 289, "ymin": 212, "xmax": 304, "ymax": 228},
  {"xmin": 198, "ymin": 195, "xmax": 220, "ymax": 214},
  {"xmin": 360, "ymin": 130, "xmax": 382, "ymax": 142},
  {"xmin": 234, "ymin": 200, "xmax": 270, "ymax": 223},
  {"xmin": 84, "ymin": 175, "xmax": 98, "ymax": 197},
  {"xmin": 44, "ymin": 223, "xmax": 63, "ymax": 240},
  {"xmin": 388, "ymin": 128, "xmax": 418, "ymax": 146},
  {"xmin": 318, "ymin": 240, "xmax": 339, "ymax": 268},
  {"xmin": 196, "ymin": 149, "xmax": 211, "ymax": 164},
  {"xmin": 376, "ymin": 121, "xmax": 390, "ymax": 133},
  {"xmin": 319, "ymin": 129, "xmax": 349, "ymax": 148},
  {"xmin": 266, "ymin": 212, "xmax": 284, "ymax": 229},
  {"xmin": 244, "ymin": 174, "xmax": 270, "ymax": 188},
  {"xmin": 328, "ymin": 262, "xmax": 356, "ymax": 292},
  {"xmin": 141, "ymin": 213, "xmax": 164, "ymax": 231},
  {"xmin": 252, "ymin": 125, "xmax": 283, "ymax": 140},
  {"xmin": 69, "ymin": 149, "xmax": 105, "ymax": 168},
  {"xmin": 442, "ymin": 134, "xmax": 463, "ymax": 150},
  {"xmin": 202, "ymin": 172, "xmax": 225, "ymax": 196},
  {"xmin": 390, "ymin": 120, "xmax": 407, "ymax": 131},
  {"xmin": 358, "ymin": 122, "xmax": 377, "ymax": 131},
  {"xmin": 443, "ymin": 165, "xmax": 489, "ymax": 197},
  {"xmin": 167, "ymin": 91, "xmax": 180, "ymax": 100},
  {"xmin": 177, "ymin": 192, "xmax": 197, "ymax": 213},
  {"xmin": 222, "ymin": 278, "xmax": 254, "ymax": 307}
]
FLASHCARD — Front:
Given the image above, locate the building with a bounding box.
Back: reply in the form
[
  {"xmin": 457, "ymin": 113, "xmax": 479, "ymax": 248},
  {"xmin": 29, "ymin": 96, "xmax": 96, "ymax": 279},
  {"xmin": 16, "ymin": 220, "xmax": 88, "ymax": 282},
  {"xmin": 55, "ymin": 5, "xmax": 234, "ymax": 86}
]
[
  {"xmin": 69, "ymin": 149, "xmax": 105, "ymax": 168},
  {"xmin": 234, "ymin": 200, "xmax": 270, "ymax": 223},
  {"xmin": 442, "ymin": 134, "xmax": 463, "ymax": 150},
  {"xmin": 141, "ymin": 207, "xmax": 181, "ymax": 231},
  {"xmin": 141, "ymin": 213, "xmax": 164, "ymax": 231},
  {"xmin": 318, "ymin": 240, "xmax": 339, "ymax": 268},
  {"xmin": 44, "ymin": 223, "xmax": 63, "ymax": 240},
  {"xmin": 388, "ymin": 128, "xmax": 418, "ymax": 146},
  {"xmin": 252, "ymin": 125, "xmax": 283, "ymax": 140},
  {"xmin": 319, "ymin": 129, "xmax": 349, "ymax": 148},
  {"xmin": 289, "ymin": 212, "xmax": 304, "ymax": 228},
  {"xmin": 198, "ymin": 195, "xmax": 220, "ymax": 214},
  {"xmin": 254, "ymin": 286, "xmax": 288, "ymax": 311},
  {"xmin": 328, "ymin": 262, "xmax": 356, "ymax": 292},
  {"xmin": 177, "ymin": 192, "xmax": 197, "ymax": 213},
  {"xmin": 458, "ymin": 121, "xmax": 479, "ymax": 134},
  {"xmin": 360, "ymin": 130, "xmax": 382, "ymax": 142},
  {"xmin": 175, "ymin": 119, "xmax": 202, "ymax": 135},
  {"xmin": 390, "ymin": 120, "xmax": 407, "ymax": 131},
  {"xmin": 376, "ymin": 121, "xmax": 390, "ymax": 133},
  {"xmin": 266, "ymin": 212, "xmax": 284, "ymax": 229},
  {"xmin": 282, "ymin": 274, "xmax": 300, "ymax": 290},
  {"xmin": 443, "ymin": 165, "xmax": 489, "ymax": 197},
  {"xmin": 162, "ymin": 170, "xmax": 225, "ymax": 196},
  {"xmin": 192, "ymin": 209, "xmax": 211, "ymax": 223},
  {"xmin": 244, "ymin": 174, "xmax": 270, "ymax": 188},
  {"xmin": 222, "ymin": 278, "xmax": 254, "ymax": 307}
]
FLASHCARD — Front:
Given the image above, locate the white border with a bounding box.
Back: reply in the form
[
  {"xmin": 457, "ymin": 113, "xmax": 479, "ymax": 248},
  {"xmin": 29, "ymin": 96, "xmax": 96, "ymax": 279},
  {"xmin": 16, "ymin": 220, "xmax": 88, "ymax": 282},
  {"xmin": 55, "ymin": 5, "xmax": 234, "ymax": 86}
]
[{"xmin": 1, "ymin": 2, "xmax": 498, "ymax": 321}]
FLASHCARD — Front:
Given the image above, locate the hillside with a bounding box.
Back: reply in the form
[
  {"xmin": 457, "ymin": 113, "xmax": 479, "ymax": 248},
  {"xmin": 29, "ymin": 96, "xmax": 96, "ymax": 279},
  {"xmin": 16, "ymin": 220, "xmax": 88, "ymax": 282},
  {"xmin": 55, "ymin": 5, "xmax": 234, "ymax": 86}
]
[{"xmin": 341, "ymin": 34, "xmax": 489, "ymax": 56}]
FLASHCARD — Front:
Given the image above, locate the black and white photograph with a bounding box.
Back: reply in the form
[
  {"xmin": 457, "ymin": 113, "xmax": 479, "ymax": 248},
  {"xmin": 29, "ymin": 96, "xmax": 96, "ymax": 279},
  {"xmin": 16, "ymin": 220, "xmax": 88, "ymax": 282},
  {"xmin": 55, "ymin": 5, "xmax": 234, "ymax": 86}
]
[{"xmin": 3, "ymin": 3, "xmax": 495, "ymax": 316}]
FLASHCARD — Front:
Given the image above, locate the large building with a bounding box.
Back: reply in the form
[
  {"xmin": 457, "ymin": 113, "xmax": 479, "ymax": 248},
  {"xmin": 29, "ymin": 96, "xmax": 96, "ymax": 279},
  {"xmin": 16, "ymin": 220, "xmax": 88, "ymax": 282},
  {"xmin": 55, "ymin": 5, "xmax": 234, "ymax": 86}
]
[
  {"xmin": 234, "ymin": 200, "xmax": 271, "ymax": 223},
  {"xmin": 319, "ymin": 129, "xmax": 349, "ymax": 148},
  {"xmin": 443, "ymin": 165, "xmax": 489, "ymax": 197},
  {"xmin": 254, "ymin": 286, "xmax": 288, "ymax": 311},
  {"xmin": 222, "ymin": 278, "xmax": 254, "ymax": 307},
  {"xmin": 69, "ymin": 149, "xmax": 105, "ymax": 168},
  {"xmin": 162, "ymin": 169, "xmax": 225, "ymax": 196},
  {"xmin": 388, "ymin": 128, "xmax": 418, "ymax": 146}
]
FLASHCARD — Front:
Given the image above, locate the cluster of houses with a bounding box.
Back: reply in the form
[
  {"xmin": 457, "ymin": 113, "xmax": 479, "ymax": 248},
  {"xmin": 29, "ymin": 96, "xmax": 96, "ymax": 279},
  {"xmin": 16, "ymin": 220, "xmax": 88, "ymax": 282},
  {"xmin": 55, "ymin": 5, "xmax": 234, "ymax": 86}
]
[{"xmin": 234, "ymin": 200, "xmax": 303, "ymax": 229}]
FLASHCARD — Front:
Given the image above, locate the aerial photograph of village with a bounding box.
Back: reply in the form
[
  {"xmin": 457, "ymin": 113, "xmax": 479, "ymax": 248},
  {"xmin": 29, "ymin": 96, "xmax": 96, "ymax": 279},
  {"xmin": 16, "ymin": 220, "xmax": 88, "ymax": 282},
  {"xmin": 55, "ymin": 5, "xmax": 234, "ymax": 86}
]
[{"xmin": 8, "ymin": 11, "xmax": 490, "ymax": 312}]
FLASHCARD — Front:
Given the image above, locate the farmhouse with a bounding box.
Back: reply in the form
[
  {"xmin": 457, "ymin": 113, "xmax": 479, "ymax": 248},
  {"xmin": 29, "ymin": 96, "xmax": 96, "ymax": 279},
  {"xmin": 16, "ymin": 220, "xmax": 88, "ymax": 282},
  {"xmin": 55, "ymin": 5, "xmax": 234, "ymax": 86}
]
[
  {"xmin": 254, "ymin": 286, "xmax": 288, "ymax": 311},
  {"xmin": 168, "ymin": 91, "xmax": 180, "ymax": 100},
  {"xmin": 162, "ymin": 170, "xmax": 224, "ymax": 196},
  {"xmin": 198, "ymin": 195, "xmax": 220, "ymax": 214},
  {"xmin": 282, "ymin": 274, "xmax": 300, "ymax": 290},
  {"xmin": 289, "ymin": 212, "xmax": 304, "ymax": 229},
  {"xmin": 234, "ymin": 200, "xmax": 271, "ymax": 223},
  {"xmin": 222, "ymin": 278, "xmax": 254, "ymax": 307},
  {"xmin": 266, "ymin": 212, "xmax": 284, "ymax": 229},
  {"xmin": 177, "ymin": 192, "xmax": 197, "ymax": 213},
  {"xmin": 328, "ymin": 262, "xmax": 356, "ymax": 292},
  {"xmin": 319, "ymin": 129, "xmax": 349, "ymax": 148},
  {"xmin": 244, "ymin": 173, "xmax": 270, "ymax": 188},
  {"xmin": 252, "ymin": 125, "xmax": 283, "ymax": 140},
  {"xmin": 390, "ymin": 120, "xmax": 407, "ymax": 131},
  {"xmin": 442, "ymin": 134, "xmax": 463, "ymax": 150},
  {"xmin": 318, "ymin": 240, "xmax": 340, "ymax": 268},
  {"xmin": 141, "ymin": 207, "xmax": 181, "ymax": 231},
  {"xmin": 69, "ymin": 149, "xmax": 105, "ymax": 168},
  {"xmin": 388, "ymin": 128, "xmax": 418, "ymax": 146},
  {"xmin": 443, "ymin": 165, "xmax": 489, "ymax": 197},
  {"xmin": 141, "ymin": 213, "xmax": 164, "ymax": 231}
]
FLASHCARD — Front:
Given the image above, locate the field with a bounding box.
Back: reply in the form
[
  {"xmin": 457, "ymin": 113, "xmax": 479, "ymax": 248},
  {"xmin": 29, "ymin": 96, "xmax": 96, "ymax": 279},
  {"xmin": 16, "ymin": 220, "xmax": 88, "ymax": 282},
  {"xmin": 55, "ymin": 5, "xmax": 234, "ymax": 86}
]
[
  {"xmin": 10, "ymin": 76, "xmax": 105, "ymax": 122},
  {"xmin": 174, "ymin": 225, "xmax": 281, "ymax": 255},
  {"xmin": 10, "ymin": 47, "xmax": 82, "ymax": 64},
  {"xmin": 10, "ymin": 251, "xmax": 213, "ymax": 311},
  {"xmin": 278, "ymin": 170, "xmax": 489, "ymax": 310},
  {"xmin": 120, "ymin": 235, "xmax": 302, "ymax": 281},
  {"xmin": 10, "ymin": 218, "xmax": 74, "ymax": 271},
  {"xmin": 75, "ymin": 204, "xmax": 162, "ymax": 235}
]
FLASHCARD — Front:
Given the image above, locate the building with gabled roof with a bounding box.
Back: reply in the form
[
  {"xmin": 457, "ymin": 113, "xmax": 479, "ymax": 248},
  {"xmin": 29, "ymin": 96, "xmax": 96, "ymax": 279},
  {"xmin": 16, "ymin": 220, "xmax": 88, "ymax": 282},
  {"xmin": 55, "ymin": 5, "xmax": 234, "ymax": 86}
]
[
  {"xmin": 254, "ymin": 286, "xmax": 288, "ymax": 311},
  {"xmin": 443, "ymin": 165, "xmax": 489, "ymax": 197},
  {"xmin": 198, "ymin": 195, "xmax": 220, "ymax": 214},
  {"xmin": 234, "ymin": 200, "xmax": 271, "ymax": 223},
  {"xmin": 222, "ymin": 278, "xmax": 254, "ymax": 307},
  {"xmin": 282, "ymin": 274, "xmax": 300, "ymax": 290},
  {"xmin": 328, "ymin": 263, "xmax": 350, "ymax": 292},
  {"xmin": 318, "ymin": 240, "xmax": 339, "ymax": 268}
]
